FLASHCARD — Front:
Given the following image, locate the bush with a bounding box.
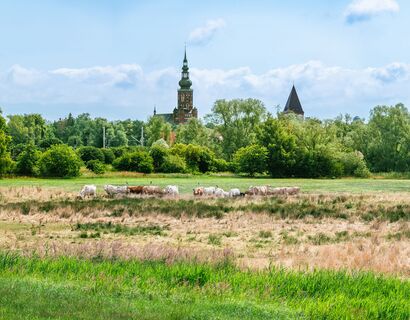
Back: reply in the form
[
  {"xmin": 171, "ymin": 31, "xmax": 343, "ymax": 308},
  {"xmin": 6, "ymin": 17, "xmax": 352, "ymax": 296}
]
[
  {"xmin": 212, "ymin": 158, "xmax": 230, "ymax": 172},
  {"xmin": 101, "ymin": 148, "xmax": 115, "ymax": 164},
  {"xmin": 161, "ymin": 154, "xmax": 187, "ymax": 173},
  {"xmin": 233, "ymin": 145, "xmax": 268, "ymax": 176},
  {"xmin": 113, "ymin": 150, "xmax": 154, "ymax": 173},
  {"xmin": 77, "ymin": 146, "xmax": 105, "ymax": 163},
  {"xmin": 38, "ymin": 137, "xmax": 63, "ymax": 151},
  {"xmin": 15, "ymin": 144, "xmax": 41, "ymax": 176},
  {"xmin": 86, "ymin": 160, "xmax": 106, "ymax": 174},
  {"xmin": 340, "ymin": 151, "xmax": 371, "ymax": 178},
  {"xmin": 39, "ymin": 145, "xmax": 82, "ymax": 178},
  {"xmin": 184, "ymin": 144, "xmax": 215, "ymax": 173},
  {"xmin": 150, "ymin": 144, "xmax": 169, "ymax": 172}
]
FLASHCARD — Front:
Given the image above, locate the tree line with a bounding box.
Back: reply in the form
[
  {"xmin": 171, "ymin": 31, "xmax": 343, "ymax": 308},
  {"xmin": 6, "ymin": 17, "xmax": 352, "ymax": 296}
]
[{"xmin": 0, "ymin": 99, "xmax": 409, "ymax": 178}]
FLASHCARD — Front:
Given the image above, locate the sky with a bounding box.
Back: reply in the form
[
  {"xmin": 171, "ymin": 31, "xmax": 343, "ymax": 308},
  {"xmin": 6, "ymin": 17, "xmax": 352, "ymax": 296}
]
[{"xmin": 0, "ymin": 0, "xmax": 409, "ymax": 121}]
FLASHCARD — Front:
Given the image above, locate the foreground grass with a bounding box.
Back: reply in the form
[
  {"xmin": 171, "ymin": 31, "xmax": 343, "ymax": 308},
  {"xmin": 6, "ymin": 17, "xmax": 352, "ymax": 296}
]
[
  {"xmin": 3, "ymin": 174, "xmax": 410, "ymax": 193},
  {"xmin": 0, "ymin": 252, "xmax": 408, "ymax": 319}
]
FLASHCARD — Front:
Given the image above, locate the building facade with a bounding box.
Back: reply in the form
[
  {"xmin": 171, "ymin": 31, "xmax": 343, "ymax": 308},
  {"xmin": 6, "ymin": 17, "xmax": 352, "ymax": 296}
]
[{"xmin": 154, "ymin": 48, "xmax": 198, "ymax": 125}]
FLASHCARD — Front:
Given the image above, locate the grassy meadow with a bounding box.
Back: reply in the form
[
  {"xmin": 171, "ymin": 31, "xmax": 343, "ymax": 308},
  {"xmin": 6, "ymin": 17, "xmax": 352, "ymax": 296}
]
[
  {"xmin": 2, "ymin": 173, "xmax": 410, "ymax": 193},
  {"xmin": 0, "ymin": 174, "xmax": 409, "ymax": 319}
]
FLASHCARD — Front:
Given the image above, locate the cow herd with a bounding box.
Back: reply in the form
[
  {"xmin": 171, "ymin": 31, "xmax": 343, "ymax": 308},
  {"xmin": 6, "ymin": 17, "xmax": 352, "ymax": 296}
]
[{"xmin": 77, "ymin": 184, "xmax": 300, "ymax": 200}]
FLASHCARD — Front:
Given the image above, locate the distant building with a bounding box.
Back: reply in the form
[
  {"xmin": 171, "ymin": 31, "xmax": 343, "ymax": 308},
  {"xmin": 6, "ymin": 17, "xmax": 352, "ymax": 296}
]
[
  {"xmin": 283, "ymin": 85, "xmax": 304, "ymax": 117},
  {"xmin": 154, "ymin": 48, "xmax": 198, "ymax": 125}
]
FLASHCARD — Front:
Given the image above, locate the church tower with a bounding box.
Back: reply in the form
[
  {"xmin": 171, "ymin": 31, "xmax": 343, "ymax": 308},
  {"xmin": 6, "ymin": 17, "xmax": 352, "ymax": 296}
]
[
  {"xmin": 283, "ymin": 85, "xmax": 304, "ymax": 117},
  {"xmin": 173, "ymin": 48, "xmax": 198, "ymax": 124}
]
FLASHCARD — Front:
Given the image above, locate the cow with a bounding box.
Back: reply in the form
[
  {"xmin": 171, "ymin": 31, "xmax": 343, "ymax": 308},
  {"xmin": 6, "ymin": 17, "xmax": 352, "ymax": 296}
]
[
  {"xmin": 104, "ymin": 185, "xmax": 129, "ymax": 197},
  {"xmin": 283, "ymin": 187, "xmax": 300, "ymax": 195},
  {"xmin": 228, "ymin": 188, "xmax": 241, "ymax": 198},
  {"xmin": 193, "ymin": 186, "xmax": 216, "ymax": 197},
  {"xmin": 142, "ymin": 185, "xmax": 163, "ymax": 196},
  {"xmin": 128, "ymin": 186, "xmax": 144, "ymax": 194},
  {"xmin": 215, "ymin": 187, "xmax": 231, "ymax": 198},
  {"xmin": 163, "ymin": 185, "xmax": 179, "ymax": 197},
  {"xmin": 78, "ymin": 185, "xmax": 97, "ymax": 199},
  {"xmin": 267, "ymin": 187, "xmax": 285, "ymax": 196},
  {"xmin": 248, "ymin": 186, "xmax": 268, "ymax": 196}
]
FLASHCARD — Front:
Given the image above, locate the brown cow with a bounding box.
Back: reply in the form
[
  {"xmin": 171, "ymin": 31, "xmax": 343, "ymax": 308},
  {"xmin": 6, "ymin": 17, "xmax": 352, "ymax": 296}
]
[
  {"xmin": 142, "ymin": 186, "xmax": 163, "ymax": 195},
  {"xmin": 128, "ymin": 186, "xmax": 144, "ymax": 194}
]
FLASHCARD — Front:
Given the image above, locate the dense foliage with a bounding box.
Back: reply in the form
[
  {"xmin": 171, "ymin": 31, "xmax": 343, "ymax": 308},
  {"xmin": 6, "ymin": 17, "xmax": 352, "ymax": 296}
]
[
  {"xmin": 2, "ymin": 101, "xmax": 410, "ymax": 178},
  {"xmin": 39, "ymin": 145, "xmax": 82, "ymax": 178}
]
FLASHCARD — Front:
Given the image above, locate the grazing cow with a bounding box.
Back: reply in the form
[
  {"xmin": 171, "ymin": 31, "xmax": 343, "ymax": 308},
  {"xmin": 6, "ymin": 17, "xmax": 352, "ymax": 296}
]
[
  {"xmin": 204, "ymin": 187, "xmax": 217, "ymax": 196},
  {"xmin": 163, "ymin": 185, "xmax": 179, "ymax": 196},
  {"xmin": 228, "ymin": 188, "xmax": 241, "ymax": 198},
  {"xmin": 267, "ymin": 187, "xmax": 285, "ymax": 196},
  {"xmin": 142, "ymin": 185, "xmax": 163, "ymax": 196},
  {"xmin": 104, "ymin": 185, "xmax": 129, "ymax": 197},
  {"xmin": 128, "ymin": 186, "xmax": 144, "ymax": 194},
  {"xmin": 193, "ymin": 187, "xmax": 204, "ymax": 196},
  {"xmin": 78, "ymin": 185, "xmax": 97, "ymax": 199},
  {"xmin": 248, "ymin": 186, "xmax": 268, "ymax": 196},
  {"xmin": 283, "ymin": 187, "xmax": 300, "ymax": 195},
  {"xmin": 214, "ymin": 187, "xmax": 227, "ymax": 198},
  {"xmin": 193, "ymin": 186, "xmax": 217, "ymax": 196}
]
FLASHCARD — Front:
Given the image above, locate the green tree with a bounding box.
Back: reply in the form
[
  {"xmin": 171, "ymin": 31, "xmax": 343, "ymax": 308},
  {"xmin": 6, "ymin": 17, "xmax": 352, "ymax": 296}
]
[
  {"xmin": 365, "ymin": 104, "xmax": 410, "ymax": 172},
  {"xmin": 205, "ymin": 99, "xmax": 267, "ymax": 160},
  {"xmin": 146, "ymin": 117, "xmax": 172, "ymax": 146},
  {"xmin": 0, "ymin": 111, "xmax": 13, "ymax": 175},
  {"xmin": 257, "ymin": 117, "xmax": 297, "ymax": 177},
  {"xmin": 15, "ymin": 144, "xmax": 41, "ymax": 176},
  {"xmin": 76, "ymin": 146, "xmax": 105, "ymax": 163},
  {"xmin": 39, "ymin": 145, "xmax": 82, "ymax": 178},
  {"xmin": 233, "ymin": 145, "xmax": 268, "ymax": 176},
  {"xmin": 113, "ymin": 150, "xmax": 154, "ymax": 173}
]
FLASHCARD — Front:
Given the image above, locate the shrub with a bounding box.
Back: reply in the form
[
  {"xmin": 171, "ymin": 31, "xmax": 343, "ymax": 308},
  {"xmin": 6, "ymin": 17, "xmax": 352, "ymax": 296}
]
[
  {"xmin": 340, "ymin": 151, "xmax": 371, "ymax": 178},
  {"xmin": 161, "ymin": 154, "xmax": 187, "ymax": 173},
  {"xmin": 15, "ymin": 144, "xmax": 41, "ymax": 176},
  {"xmin": 113, "ymin": 150, "xmax": 154, "ymax": 173},
  {"xmin": 77, "ymin": 146, "xmax": 105, "ymax": 163},
  {"xmin": 150, "ymin": 144, "xmax": 169, "ymax": 172},
  {"xmin": 39, "ymin": 145, "xmax": 82, "ymax": 178},
  {"xmin": 233, "ymin": 144, "xmax": 268, "ymax": 176},
  {"xmin": 101, "ymin": 148, "xmax": 115, "ymax": 164},
  {"xmin": 185, "ymin": 144, "xmax": 215, "ymax": 173},
  {"xmin": 212, "ymin": 158, "xmax": 230, "ymax": 172},
  {"xmin": 38, "ymin": 137, "xmax": 63, "ymax": 151},
  {"xmin": 86, "ymin": 160, "xmax": 106, "ymax": 174}
]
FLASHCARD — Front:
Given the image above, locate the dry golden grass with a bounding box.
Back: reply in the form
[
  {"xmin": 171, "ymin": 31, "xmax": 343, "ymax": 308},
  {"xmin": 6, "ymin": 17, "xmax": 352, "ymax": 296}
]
[{"xmin": 0, "ymin": 187, "xmax": 409, "ymax": 276}]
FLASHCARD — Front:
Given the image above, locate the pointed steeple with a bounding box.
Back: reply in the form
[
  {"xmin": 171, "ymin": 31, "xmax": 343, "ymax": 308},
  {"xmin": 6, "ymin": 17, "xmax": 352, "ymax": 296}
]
[
  {"xmin": 179, "ymin": 46, "xmax": 192, "ymax": 90},
  {"xmin": 284, "ymin": 85, "xmax": 304, "ymax": 116},
  {"xmin": 153, "ymin": 105, "xmax": 157, "ymax": 115}
]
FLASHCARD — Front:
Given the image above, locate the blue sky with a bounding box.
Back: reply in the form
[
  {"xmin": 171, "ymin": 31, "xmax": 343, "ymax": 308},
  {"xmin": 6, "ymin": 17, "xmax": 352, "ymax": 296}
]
[{"xmin": 0, "ymin": 0, "xmax": 409, "ymax": 120}]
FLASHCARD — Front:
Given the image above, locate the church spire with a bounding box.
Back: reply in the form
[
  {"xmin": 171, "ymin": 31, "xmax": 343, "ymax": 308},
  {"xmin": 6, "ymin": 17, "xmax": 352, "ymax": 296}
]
[
  {"xmin": 179, "ymin": 46, "xmax": 192, "ymax": 90},
  {"xmin": 283, "ymin": 84, "xmax": 304, "ymax": 116}
]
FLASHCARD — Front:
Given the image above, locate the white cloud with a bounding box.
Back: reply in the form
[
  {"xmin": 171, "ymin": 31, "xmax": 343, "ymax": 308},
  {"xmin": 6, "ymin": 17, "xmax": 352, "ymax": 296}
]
[
  {"xmin": 0, "ymin": 61, "xmax": 410, "ymax": 120},
  {"xmin": 188, "ymin": 19, "xmax": 226, "ymax": 45},
  {"xmin": 345, "ymin": 0, "xmax": 400, "ymax": 23}
]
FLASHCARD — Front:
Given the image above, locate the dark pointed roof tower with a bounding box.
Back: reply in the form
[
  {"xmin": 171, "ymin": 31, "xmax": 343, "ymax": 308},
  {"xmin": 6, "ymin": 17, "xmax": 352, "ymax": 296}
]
[
  {"xmin": 284, "ymin": 85, "xmax": 304, "ymax": 116},
  {"xmin": 178, "ymin": 46, "xmax": 192, "ymax": 90}
]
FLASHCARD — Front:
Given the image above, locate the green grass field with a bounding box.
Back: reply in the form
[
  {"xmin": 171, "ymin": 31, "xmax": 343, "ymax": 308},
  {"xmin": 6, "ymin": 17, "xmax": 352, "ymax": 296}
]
[
  {"xmin": 2, "ymin": 174, "xmax": 410, "ymax": 193},
  {"xmin": 0, "ymin": 253, "xmax": 408, "ymax": 320}
]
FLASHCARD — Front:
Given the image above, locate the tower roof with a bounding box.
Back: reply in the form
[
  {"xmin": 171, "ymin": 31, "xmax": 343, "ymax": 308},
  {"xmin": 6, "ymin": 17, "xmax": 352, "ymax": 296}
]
[
  {"xmin": 179, "ymin": 47, "xmax": 192, "ymax": 90},
  {"xmin": 284, "ymin": 85, "xmax": 304, "ymax": 116}
]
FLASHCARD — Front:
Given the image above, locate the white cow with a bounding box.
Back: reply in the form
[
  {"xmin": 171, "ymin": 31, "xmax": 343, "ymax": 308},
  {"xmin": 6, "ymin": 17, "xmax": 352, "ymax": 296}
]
[
  {"xmin": 214, "ymin": 187, "xmax": 227, "ymax": 198},
  {"xmin": 104, "ymin": 185, "xmax": 129, "ymax": 197},
  {"xmin": 163, "ymin": 185, "xmax": 179, "ymax": 197},
  {"xmin": 228, "ymin": 188, "xmax": 241, "ymax": 198},
  {"xmin": 78, "ymin": 185, "xmax": 97, "ymax": 199},
  {"xmin": 248, "ymin": 186, "xmax": 268, "ymax": 196},
  {"xmin": 203, "ymin": 187, "xmax": 217, "ymax": 196}
]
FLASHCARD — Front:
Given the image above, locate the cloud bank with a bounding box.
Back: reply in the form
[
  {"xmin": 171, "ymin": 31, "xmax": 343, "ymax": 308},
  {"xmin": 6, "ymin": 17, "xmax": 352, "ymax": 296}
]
[
  {"xmin": 188, "ymin": 19, "xmax": 226, "ymax": 45},
  {"xmin": 345, "ymin": 0, "xmax": 400, "ymax": 23},
  {"xmin": 0, "ymin": 61, "xmax": 409, "ymax": 120}
]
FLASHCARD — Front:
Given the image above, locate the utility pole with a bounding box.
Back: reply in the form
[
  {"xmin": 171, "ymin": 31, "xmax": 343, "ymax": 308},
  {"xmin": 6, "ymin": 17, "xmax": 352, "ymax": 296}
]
[
  {"xmin": 103, "ymin": 126, "xmax": 106, "ymax": 148},
  {"xmin": 140, "ymin": 126, "xmax": 144, "ymax": 147}
]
